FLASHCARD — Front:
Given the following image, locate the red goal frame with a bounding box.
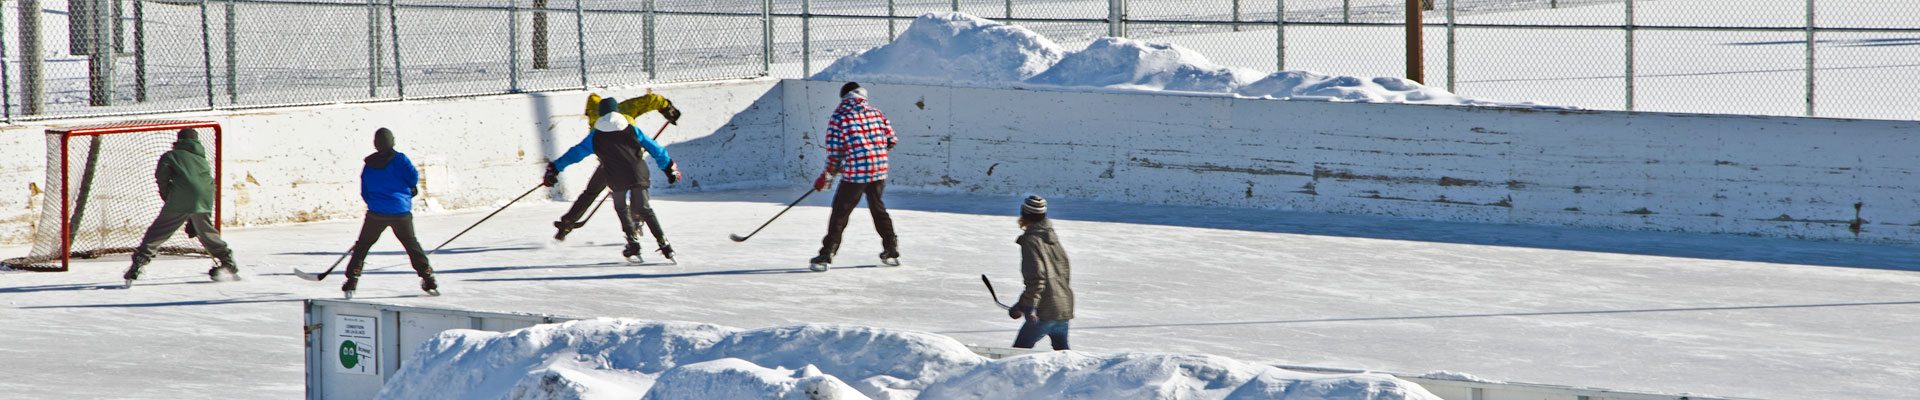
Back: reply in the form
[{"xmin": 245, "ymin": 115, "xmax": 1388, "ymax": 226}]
[{"xmin": 32, "ymin": 120, "xmax": 224, "ymax": 272}]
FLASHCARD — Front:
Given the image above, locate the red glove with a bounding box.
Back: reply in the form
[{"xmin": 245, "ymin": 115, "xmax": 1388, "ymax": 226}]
[{"xmin": 813, "ymin": 173, "xmax": 832, "ymax": 191}]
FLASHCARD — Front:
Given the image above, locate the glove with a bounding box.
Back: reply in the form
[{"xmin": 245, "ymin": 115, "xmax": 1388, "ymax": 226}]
[
  {"xmin": 813, "ymin": 172, "xmax": 833, "ymax": 192},
  {"xmin": 542, "ymin": 163, "xmax": 559, "ymax": 187},
  {"xmin": 1008, "ymin": 304, "xmax": 1033, "ymax": 320},
  {"xmin": 659, "ymin": 103, "xmax": 682, "ymax": 125},
  {"xmin": 664, "ymin": 161, "xmax": 682, "ymax": 185}
]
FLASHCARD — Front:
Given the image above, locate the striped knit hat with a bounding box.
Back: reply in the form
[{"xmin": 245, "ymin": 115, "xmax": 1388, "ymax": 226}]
[{"xmin": 1021, "ymin": 195, "xmax": 1048, "ymax": 217}]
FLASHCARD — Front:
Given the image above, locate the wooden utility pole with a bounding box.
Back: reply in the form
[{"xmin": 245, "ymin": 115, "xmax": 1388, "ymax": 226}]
[{"xmin": 1405, "ymin": 0, "xmax": 1424, "ymax": 83}]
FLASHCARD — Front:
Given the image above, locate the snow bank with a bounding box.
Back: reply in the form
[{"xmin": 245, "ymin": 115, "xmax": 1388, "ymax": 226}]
[
  {"xmin": 814, "ymin": 12, "xmax": 1554, "ymax": 108},
  {"xmin": 813, "ymin": 13, "xmax": 1065, "ymax": 86},
  {"xmin": 379, "ymin": 318, "xmax": 1441, "ymax": 400}
]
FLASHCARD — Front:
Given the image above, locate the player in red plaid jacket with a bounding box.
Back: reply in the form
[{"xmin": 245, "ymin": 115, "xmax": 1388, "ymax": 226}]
[{"xmin": 810, "ymin": 82, "xmax": 901, "ymax": 271}]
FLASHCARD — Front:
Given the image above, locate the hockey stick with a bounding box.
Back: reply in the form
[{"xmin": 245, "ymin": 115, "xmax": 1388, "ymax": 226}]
[
  {"xmin": 981, "ymin": 274, "xmax": 1011, "ymax": 310},
  {"xmin": 292, "ymin": 248, "xmax": 354, "ymax": 281},
  {"xmin": 571, "ymin": 122, "xmax": 670, "ymax": 228},
  {"xmin": 728, "ymin": 189, "xmax": 816, "ymax": 242},
  {"xmin": 296, "ymin": 184, "xmax": 541, "ymax": 281}
]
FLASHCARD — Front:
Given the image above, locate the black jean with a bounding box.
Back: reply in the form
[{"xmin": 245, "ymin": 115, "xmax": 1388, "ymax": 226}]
[
  {"xmin": 609, "ymin": 186, "xmax": 668, "ymax": 246},
  {"xmin": 345, "ymin": 212, "xmax": 433, "ymax": 279},
  {"xmin": 817, "ymin": 179, "xmax": 897, "ymax": 260}
]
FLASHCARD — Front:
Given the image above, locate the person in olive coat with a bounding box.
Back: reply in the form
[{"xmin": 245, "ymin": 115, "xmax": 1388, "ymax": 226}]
[
  {"xmin": 124, "ymin": 128, "xmax": 238, "ymax": 285},
  {"xmin": 1009, "ymin": 195, "xmax": 1074, "ymax": 351}
]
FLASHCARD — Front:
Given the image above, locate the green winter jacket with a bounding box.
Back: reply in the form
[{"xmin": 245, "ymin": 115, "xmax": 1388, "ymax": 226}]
[
  {"xmin": 1015, "ymin": 220, "xmax": 1075, "ymax": 321},
  {"xmin": 156, "ymin": 139, "xmax": 216, "ymax": 214}
]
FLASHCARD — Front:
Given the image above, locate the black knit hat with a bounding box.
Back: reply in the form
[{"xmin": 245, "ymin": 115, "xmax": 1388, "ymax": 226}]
[
  {"xmin": 1021, "ymin": 195, "xmax": 1048, "ymax": 218},
  {"xmin": 373, "ymin": 127, "xmax": 395, "ymax": 151},
  {"xmin": 597, "ymin": 96, "xmax": 621, "ymax": 117},
  {"xmin": 839, "ymin": 82, "xmax": 862, "ymax": 98},
  {"xmin": 177, "ymin": 128, "xmax": 199, "ymax": 141}
]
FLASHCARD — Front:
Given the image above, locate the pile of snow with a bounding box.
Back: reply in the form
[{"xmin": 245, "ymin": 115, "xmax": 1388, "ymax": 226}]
[
  {"xmin": 815, "ymin": 13, "xmax": 1555, "ymax": 108},
  {"xmin": 379, "ymin": 318, "xmax": 1442, "ymax": 400},
  {"xmin": 813, "ymin": 13, "xmax": 1065, "ymax": 86}
]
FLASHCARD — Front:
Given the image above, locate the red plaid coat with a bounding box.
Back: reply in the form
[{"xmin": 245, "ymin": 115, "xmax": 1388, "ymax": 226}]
[{"xmin": 825, "ymin": 96, "xmax": 897, "ymax": 183}]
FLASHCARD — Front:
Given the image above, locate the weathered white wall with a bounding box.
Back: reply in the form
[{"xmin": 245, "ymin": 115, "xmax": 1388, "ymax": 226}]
[
  {"xmin": 0, "ymin": 79, "xmax": 787, "ymax": 244},
  {"xmin": 782, "ymin": 80, "xmax": 1920, "ymax": 243}
]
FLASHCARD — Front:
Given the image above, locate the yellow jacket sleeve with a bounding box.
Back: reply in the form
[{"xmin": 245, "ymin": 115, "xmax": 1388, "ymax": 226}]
[{"xmin": 619, "ymin": 94, "xmax": 671, "ymax": 118}]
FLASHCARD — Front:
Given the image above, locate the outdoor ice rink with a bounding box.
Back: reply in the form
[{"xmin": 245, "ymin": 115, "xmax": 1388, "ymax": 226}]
[{"xmin": 3, "ymin": 188, "xmax": 1916, "ymax": 399}]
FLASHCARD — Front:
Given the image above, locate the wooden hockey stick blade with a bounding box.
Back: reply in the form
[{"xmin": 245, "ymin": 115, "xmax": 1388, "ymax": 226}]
[
  {"xmin": 981, "ymin": 274, "xmax": 1011, "ymax": 310},
  {"xmin": 294, "ymin": 268, "xmax": 325, "ymax": 281}
]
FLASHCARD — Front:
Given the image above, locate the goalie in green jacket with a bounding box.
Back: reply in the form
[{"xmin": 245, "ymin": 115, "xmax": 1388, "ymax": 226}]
[{"xmin": 123, "ymin": 128, "xmax": 240, "ymax": 286}]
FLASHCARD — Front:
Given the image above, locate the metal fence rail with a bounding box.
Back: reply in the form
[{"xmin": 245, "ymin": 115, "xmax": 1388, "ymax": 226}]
[{"xmin": 7, "ymin": 0, "xmax": 1918, "ymax": 121}]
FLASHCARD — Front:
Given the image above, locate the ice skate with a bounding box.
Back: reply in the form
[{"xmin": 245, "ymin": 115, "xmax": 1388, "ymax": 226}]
[
  {"xmin": 656, "ymin": 241, "xmax": 677, "ymax": 264},
  {"xmin": 808, "ymin": 255, "xmax": 831, "ymax": 272},
  {"xmin": 879, "ymin": 249, "xmax": 901, "ymax": 267},
  {"xmin": 623, "ymin": 242, "xmax": 645, "ymax": 265},
  {"xmin": 421, "ymin": 274, "xmax": 440, "ymax": 296}
]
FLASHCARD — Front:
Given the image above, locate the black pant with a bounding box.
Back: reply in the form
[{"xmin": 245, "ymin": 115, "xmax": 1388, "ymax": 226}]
[
  {"xmin": 610, "ymin": 186, "xmax": 668, "ymax": 246},
  {"xmin": 817, "ymin": 179, "xmax": 897, "ymax": 260},
  {"xmin": 557, "ymin": 168, "xmax": 609, "ymax": 225},
  {"xmin": 130, "ymin": 212, "xmax": 234, "ymax": 267},
  {"xmin": 345, "ymin": 212, "xmax": 433, "ymax": 279}
]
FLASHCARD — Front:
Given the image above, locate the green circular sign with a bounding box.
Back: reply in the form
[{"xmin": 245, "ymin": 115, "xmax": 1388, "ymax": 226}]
[{"xmin": 339, "ymin": 340, "xmax": 361, "ymax": 369}]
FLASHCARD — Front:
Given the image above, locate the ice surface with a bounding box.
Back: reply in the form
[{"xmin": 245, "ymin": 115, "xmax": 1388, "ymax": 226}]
[
  {"xmin": 2, "ymin": 189, "xmax": 1918, "ymax": 399},
  {"xmin": 381, "ymin": 317, "xmax": 1437, "ymax": 400},
  {"xmin": 814, "ymin": 12, "xmax": 1553, "ymax": 108}
]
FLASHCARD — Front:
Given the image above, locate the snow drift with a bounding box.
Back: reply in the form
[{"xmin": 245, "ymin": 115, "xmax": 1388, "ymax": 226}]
[
  {"xmin": 378, "ymin": 318, "xmax": 1441, "ymax": 400},
  {"xmin": 814, "ymin": 12, "xmax": 1553, "ymax": 108},
  {"xmin": 813, "ymin": 13, "xmax": 1066, "ymax": 86}
]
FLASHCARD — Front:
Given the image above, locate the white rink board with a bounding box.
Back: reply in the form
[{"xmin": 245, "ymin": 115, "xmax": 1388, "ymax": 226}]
[{"xmin": 781, "ymin": 79, "xmax": 1920, "ymax": 243}]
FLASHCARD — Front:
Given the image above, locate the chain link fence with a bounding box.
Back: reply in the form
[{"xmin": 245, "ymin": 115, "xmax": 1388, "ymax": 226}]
[{"xmin": 4, "ymin": 0, "xmax": 1918, "ymax": 121}]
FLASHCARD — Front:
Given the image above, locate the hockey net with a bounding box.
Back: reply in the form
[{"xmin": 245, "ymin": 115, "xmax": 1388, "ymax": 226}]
[{"xmin": 2, "ymin": 120, "xmax": 223, "ymax": 272}]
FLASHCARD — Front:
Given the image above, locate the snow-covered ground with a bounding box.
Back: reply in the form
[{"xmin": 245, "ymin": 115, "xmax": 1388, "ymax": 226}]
[
  {"xmin": 3, "ymin": 188, "xmax": 1919, "ymax": 399},
  {"xmin": 381, "ymin": 318, "xmax": 1440, "ymax": 399}
]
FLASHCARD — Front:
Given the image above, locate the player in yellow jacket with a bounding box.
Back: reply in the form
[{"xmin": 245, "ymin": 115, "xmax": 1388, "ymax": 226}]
[{"xmin": 551, "ymin": 92, "xmax": 682, "ymax": 247}]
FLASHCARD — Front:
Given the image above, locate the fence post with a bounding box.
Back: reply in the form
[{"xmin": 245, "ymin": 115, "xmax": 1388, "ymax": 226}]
[
  {"xmin": 1404, "ymin": 0, "xmax": 1422, "ymax": 84},
  {"xmin": 1342, "ymin": 0, "xmax": 1350, "ymax": 23},
  {"xmin": 1, "ymin": 9, "xmax": 10, "ymax": 121},
  {"xmin": 224, "ymin": 0, "xmax": 236, "ymax": 103},
  {"xmin": 950, "ymin": 0, "xmax": 958, "ymax": 12},
  {"xmin": 508, "ymin": 0, "xmax": 521, "ymax": 91},
  {"xmin": 199, "ymin": 0, "xmax": 213, "ymax": 108},
  {"xmin": 575, "ymin": 0, "xmax": 587, "ymax": 87},
  {"xmin": 1624, "ymin": 0, "xmax": 1634, "ymax": 110},
  {"xmin": 1108, "ymin": 0, "xmax": 1124, "ymax": 37},
  {"xmin": 761, "ymin": 0, "xmax": 771, "ymax": 76},
  {"xmin": 1004, "ymin": 0, "xmax": 1011, "ymax": 20},
  {"xmin": 89, "ymin": 0, "xmax": 115, "ymax": 106},
  {"xmin": 368, "ymin": 0, "xmax": 382, "ymax": 98},
  {"xmin": 1444, "ymin": 0, "xmax": 1454, "ymax": 92},
  {"xmin": 533, "ymin": 0, "xmax": 549, "ymax": 70},
  {"xmin": 18, "ymin": 0, "xmax": 45, "ymax": 115},
  {"xmin": 134, "ymin": 0, "xmax": 146, "ymax": 102},
  {"xmin": 1231, "ymin": 0, "xmax": 1240, "ymax": 32},
  {"xmin": 802, "ymin": 0, "xmax": 811, "ymax": 76},
  {"xmin": 1804, "ymin": 0, "xmax": 1815, "ymax": 117},
  {"xmin": 888, "ymin": 0, "xmax": 897, "ymax": 38},
  {"xmin": 1275, "ymin": 0, "xmax": 1284, "ymax": 71},
  {"xmin": 645, "ymin": 0, "xmax": 657, "ymax": 80},
  {"xmin": 389, "ymin": 0, "xmax": 405, "ymax": 98}
]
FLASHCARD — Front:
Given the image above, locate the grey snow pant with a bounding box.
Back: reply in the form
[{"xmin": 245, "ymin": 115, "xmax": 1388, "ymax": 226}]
[{"xmin": 130, "ymin": 212, "xmax": 234, "ymax": 267}]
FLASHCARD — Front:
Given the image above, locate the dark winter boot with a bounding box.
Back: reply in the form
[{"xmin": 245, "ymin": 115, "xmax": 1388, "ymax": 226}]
[
  {"xmin": 879, "ymin": 249, "xmax": 901, "ymax": 267},
  {"xmin": 622, "ymin": 242, "xmax": 644, "ymax": 264},
  {"xmin": 553, "ymin": 221, "xmax": 581, "ymax": 241},
  {"xmin": 656, "ymin": 240, "xmax": 676, "ymax": 263},
  {"xmin": 808, "ymin": 254, "xmax": 832, "ymax": 272},
  {"xmin": 420, "ymin": 274, "xmax": 440, "ymax": 296},
  {"xmin": 209, "ymin": 260, "xmax": 241, "ymax": 282},
  {"xmin": 122, "ymin": 264, "xmax": 144, "ymax": 287},
  {"xmin": 341, "ymin": 276, "xmax": 360, "ymax": 300}
]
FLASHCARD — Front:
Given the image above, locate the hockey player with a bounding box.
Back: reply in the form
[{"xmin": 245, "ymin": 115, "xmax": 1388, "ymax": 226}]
[
  {"xmin": 551, "ymin": 92, "xmax": 682, "ymax": 242},
  {"xmin": 1008, "ymin": 195, "xmax": 1074, "ymax": 351},
  {"xmin": 809, "ymin": 82, "xmax": 900, "ymax": 272},
  {"xmin": 340, "ymin": 128, "xmax": 438, "ymax": 299},
  {"xmin": 545, "ymin": 97, "xmax": 683, "ymax": 263},
  {"xmin": 123, "ymin": 128, "xmax": 239, "ymax": 286}
]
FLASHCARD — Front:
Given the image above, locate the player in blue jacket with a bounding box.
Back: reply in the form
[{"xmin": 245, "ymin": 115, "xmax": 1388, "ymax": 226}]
[
  {"xmin": 544, "ymin": 98, "xmax": 683, "ymax": 263},
  {"xmin": 341, "ymin": 128, "xmax": 438, "ymax": 299}
]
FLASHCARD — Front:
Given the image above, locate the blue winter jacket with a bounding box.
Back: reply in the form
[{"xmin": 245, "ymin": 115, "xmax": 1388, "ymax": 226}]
[{"xmin": 362, "ymin": 151, "xmax": 419, "ymax": 215}]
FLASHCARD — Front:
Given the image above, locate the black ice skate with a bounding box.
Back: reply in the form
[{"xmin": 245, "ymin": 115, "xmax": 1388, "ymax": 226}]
[
  {"xmin": 879, "ymin": 250, "xmax": 901, "ymax": 267},
  {"xmin": 808, "ymin": 254, "xmax": 832, "ymax": 272},
  {"xmin": 421, "ymin": 274, "xmax": 440, "ymax": 296},
  {"xmin": 623, "ymin": 242, "xmax": 645, "ymax": 265}
]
